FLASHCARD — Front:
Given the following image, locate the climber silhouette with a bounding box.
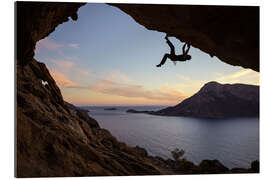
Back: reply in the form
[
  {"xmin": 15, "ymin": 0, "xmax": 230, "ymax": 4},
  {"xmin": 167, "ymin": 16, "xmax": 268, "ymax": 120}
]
[{"xmin": 156, "ymin": 35, "xmax": 191, "ymax": 67}]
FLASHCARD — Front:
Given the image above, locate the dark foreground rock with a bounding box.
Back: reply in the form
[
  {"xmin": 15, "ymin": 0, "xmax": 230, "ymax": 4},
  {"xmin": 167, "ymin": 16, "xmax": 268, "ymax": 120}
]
[
  {"xmin": 17, "ymin": 59, "xmax": 174, "ymax": 177},
  {"xmin": 198, "ymin": 160, "xmax": 229, "ymax": 174},
  {"xmin": 66, "ymin": 102, "xmax": 90, "ymax": 113}
]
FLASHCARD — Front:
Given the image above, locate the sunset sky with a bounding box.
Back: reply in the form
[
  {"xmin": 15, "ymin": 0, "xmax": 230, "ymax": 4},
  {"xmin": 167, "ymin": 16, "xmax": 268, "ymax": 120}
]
[{"xmin": 34, "ymin": 3, "xmax": 259, "ymax": 106}]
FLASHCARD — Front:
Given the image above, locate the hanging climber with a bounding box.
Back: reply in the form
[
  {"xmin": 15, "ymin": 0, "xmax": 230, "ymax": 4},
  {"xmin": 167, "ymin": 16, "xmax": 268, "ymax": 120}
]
[{"xmin": 156, "ymin": 35, "xmax": 192, "ymax": 67}]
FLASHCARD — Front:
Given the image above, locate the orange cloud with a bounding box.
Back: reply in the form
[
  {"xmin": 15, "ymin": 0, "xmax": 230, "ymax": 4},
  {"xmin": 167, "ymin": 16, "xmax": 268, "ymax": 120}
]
[
  {"xmin": 87, "ymin": 79, "xmax": 186, "ymax": 103},
  {"xmin": 50, "ymin": 59, "xmax": 74, "ymax": 69},
  {"xmin": 46, "ymin": 59, "xmax": 186, "ymax": 104},
  {"xmin": 50, "ymin": 70, "xmax": 80, "ymax": 88},
  {"xmin": 35, "ymin": 38, "xmax": 63, "ymax": 54},
  {"xmin": 215, "ymin": 69, "xmax": 259, "ymax": 85},
  {"xmin": 48, "ymin": 58, "xmax": 90, "ymax": 76},
  {"xmin": 35, "ymin": 39, "xmax": 80, "ymax": 54},
  {"xmin": 176, "ymin": 74, "xmax": 191, "ymax": 81},
  {"xmin": 68, "ymin": 43, "xmax": 79, "ymax": 48},
  {"xmin": 105, "ymin": 71, "xmax": 134, "ymax": 83},
  {"xmin": 52, "ymin": 70, "xmax": 186, "ymax": 104}
]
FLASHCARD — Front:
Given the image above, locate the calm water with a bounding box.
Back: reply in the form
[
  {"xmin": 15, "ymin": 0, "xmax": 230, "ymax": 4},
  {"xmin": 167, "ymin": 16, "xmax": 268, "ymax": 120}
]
[{"xmin": 85, "ymin": 106, "xmax": 259, "ymax": 169}]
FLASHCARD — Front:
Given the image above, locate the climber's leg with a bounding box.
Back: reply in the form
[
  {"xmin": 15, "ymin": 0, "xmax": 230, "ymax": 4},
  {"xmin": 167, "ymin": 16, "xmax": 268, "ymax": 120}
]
[{"xmin": 157, "ymin": 53, "xmax": 170, "ymax": 67}]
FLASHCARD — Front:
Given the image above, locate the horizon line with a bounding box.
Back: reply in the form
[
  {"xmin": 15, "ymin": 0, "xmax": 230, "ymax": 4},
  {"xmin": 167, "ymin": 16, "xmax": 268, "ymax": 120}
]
[{"xmin": 75, "ymin": 104, "xmax": 172, "ymax": 107}]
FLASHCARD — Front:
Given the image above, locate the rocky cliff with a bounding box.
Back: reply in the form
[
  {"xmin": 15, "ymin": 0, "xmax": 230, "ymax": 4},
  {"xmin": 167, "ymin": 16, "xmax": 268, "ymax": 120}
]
[
  {"xmin": 16, "ymin": 2, "xmax": 85, "ymax": 65},
  {"xmin": 16, "ymin": 59, "xmax": 176, "ymax": 177},
  {"xmin": 155, "ymin": 82, "xmax": 259, "ymax": 118}
]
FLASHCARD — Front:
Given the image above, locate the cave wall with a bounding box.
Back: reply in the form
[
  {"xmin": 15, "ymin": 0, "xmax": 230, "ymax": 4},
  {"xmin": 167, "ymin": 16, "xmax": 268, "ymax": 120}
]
[
  {"xmin": 110, "ymin": 4, "xmax": 259, "ymax": 72},
  {"xmin": 16, "ymin": 58, "xmax": 171, "ymax": 177},
  {"xmin": 16, "ymin": 2, "xmax": 85, "ymax": 65}
]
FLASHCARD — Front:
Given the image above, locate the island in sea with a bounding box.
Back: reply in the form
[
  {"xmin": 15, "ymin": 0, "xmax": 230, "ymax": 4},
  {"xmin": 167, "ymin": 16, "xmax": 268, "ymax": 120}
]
[{"xmin": 104, "ymin": 107, "xmax": 118, "ymax": 111}]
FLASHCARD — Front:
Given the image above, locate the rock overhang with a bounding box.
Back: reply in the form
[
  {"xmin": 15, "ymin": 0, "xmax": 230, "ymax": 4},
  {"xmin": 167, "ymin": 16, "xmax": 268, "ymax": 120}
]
[{"xmin": 16, "ymin": 2, "xmax": 259, "ymax": 72}]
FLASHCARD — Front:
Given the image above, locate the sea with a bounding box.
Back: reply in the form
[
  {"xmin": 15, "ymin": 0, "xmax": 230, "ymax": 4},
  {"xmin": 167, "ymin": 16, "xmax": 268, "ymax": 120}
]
[{"xmin": 83, "ymin": 105, "xmax": 259, "ymax": 169}]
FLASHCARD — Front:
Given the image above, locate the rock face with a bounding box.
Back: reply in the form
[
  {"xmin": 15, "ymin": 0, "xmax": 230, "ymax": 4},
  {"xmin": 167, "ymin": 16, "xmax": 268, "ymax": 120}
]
[
  {"xmin": 16, "ymin": 2, "xmax": 85, "ymax": 66},
  {"xmin": 111, "ymin": 4, "xmax": 259, "ymax": 72},
  {"xmin": 155, "ymin": 82, "xmax": 259, "ymax": 118},
  {"xmin": 16, "ymin": 59, "xmax": 176, "ymax": 177},
  {"xmin": 198, "ymin": 160, "xmax": 229, "ymax": 174}
]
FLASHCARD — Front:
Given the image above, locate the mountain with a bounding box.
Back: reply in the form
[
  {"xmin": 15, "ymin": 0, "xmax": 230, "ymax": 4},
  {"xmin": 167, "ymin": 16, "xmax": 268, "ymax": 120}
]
[{"xmin": 154, "ymin": 81, "xmax": 259, "ymax": 118}]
